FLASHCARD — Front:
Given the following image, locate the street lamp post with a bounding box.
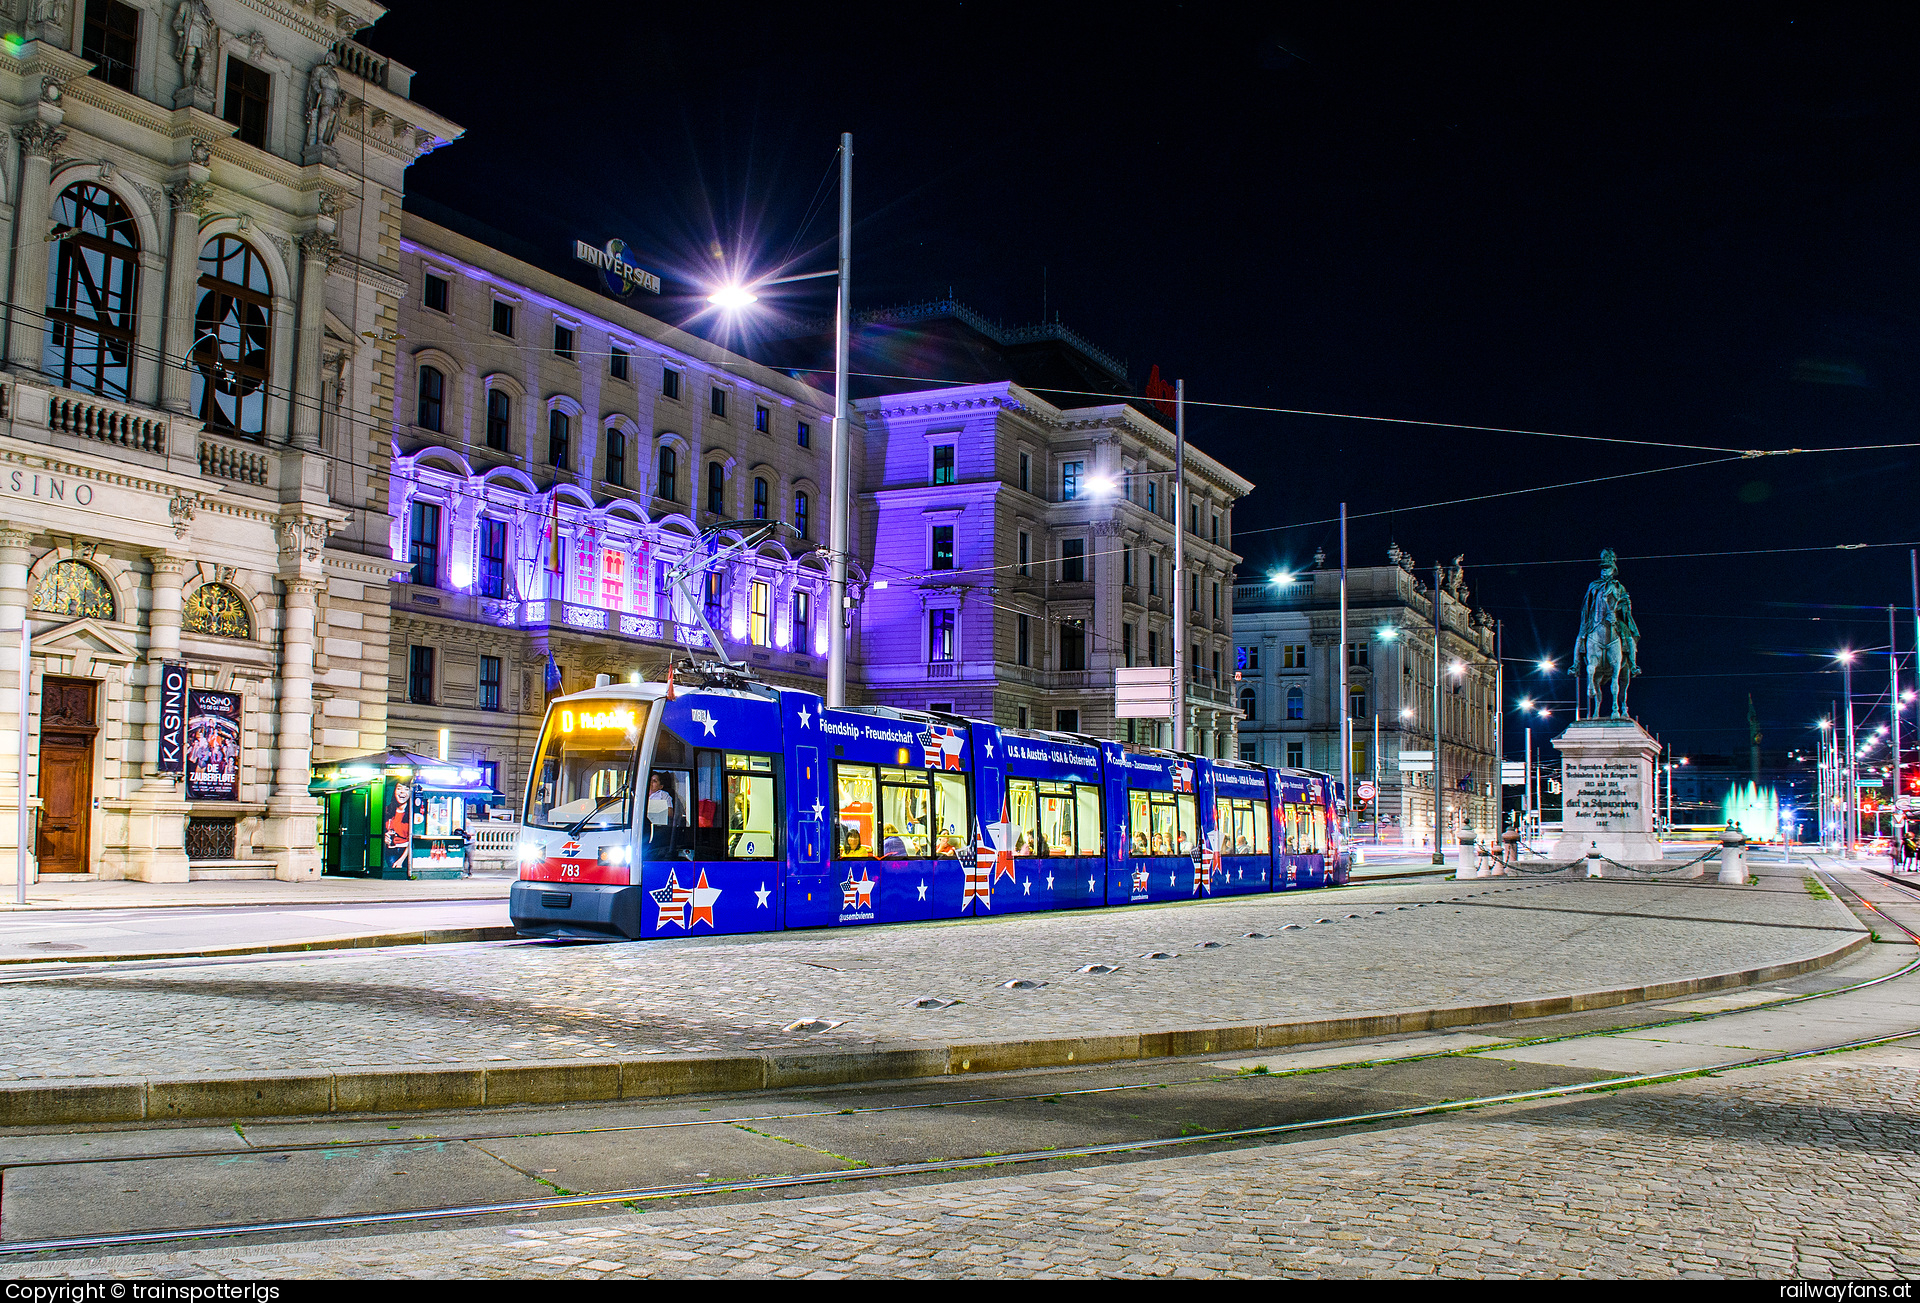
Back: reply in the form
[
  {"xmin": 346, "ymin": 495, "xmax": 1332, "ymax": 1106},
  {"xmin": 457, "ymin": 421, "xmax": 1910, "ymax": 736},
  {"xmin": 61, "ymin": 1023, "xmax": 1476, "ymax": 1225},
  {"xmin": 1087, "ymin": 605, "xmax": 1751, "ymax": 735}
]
[
  {"xmin": 1431, "ymin": 564, "xmax": 1444, "ymax": 866},
  {"xmin": 1171, "ymin": 379, "xmax": 1186, "ymax": 752},
  {"xmin": 1892, "ymin": 606, "xmax": 1903, "ymax": 839},
  {"xmin": 707, "ymin": 134, "xmax": 855, "ymax": 706},
  {"xmin": 1338, "ymin": 502, "xmax": 1348, "ymax": 842},
  {"xmin": 1841, "ymin": 651, "xmax": 1857, "ymax": 856},
  {"xmin": 826, "ymin": 132, "xmax": 853, "ymax": 709}
]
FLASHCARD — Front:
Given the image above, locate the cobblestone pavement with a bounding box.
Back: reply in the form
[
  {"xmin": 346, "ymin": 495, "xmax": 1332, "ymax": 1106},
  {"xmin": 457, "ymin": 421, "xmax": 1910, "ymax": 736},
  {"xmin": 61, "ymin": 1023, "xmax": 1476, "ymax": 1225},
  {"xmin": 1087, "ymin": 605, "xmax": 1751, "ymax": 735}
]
[
  {"xmin": 0, "ymin": 868, "xmax": 1860, "ymax": 1082},
  {"xmin": 20, "ymin": 1043, "xmax": 1917, "ymax": 1278}
]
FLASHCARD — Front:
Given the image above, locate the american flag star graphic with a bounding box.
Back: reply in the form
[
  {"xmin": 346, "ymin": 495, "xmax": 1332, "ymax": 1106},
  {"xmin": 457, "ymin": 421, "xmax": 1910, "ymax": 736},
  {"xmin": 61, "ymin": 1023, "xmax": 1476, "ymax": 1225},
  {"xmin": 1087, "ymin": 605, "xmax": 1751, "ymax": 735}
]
[
  {"xmin": 841, "ymin": 867, "xmax": 876, "ymax": 910},
  {"xmin": 919, "ymin": 725, "xmax": 965, "ymax": 770},
  {"xmin": 651, "ymin": 869, "xmax": 693, "ymax": 930}
]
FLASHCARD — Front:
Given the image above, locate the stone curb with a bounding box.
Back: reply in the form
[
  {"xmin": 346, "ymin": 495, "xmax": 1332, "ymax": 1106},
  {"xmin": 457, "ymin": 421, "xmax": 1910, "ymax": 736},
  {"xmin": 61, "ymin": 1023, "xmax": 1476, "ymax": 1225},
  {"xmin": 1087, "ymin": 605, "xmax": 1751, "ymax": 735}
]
[
  {"xmin": 0, "ymin": 930, "xmax": 1867, "ymax": 1127},
  {"xmin": 0, "ymin": 926, "xmax": 521, "ymax": 968}
]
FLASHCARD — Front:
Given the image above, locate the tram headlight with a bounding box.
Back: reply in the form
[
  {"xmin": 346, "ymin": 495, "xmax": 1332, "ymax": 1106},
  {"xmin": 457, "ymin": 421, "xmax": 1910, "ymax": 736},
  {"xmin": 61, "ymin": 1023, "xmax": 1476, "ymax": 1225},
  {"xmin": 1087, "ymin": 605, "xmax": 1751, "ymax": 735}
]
[
  {"xmin": 517, "ymin": 840, "xmax": 542, "ymax": 865},
  {"xmin": 597, "ymin": 845, "xmax": 631, "ymax": 867}
]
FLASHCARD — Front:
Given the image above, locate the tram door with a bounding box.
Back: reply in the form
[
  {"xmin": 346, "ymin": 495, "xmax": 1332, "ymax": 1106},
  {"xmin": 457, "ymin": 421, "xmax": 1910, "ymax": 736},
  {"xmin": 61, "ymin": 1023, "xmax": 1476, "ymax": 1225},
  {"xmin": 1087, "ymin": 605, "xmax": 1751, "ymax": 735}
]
[{"xmin": 785, "ymin": 742, "xmax": 834, "ymax": 928}]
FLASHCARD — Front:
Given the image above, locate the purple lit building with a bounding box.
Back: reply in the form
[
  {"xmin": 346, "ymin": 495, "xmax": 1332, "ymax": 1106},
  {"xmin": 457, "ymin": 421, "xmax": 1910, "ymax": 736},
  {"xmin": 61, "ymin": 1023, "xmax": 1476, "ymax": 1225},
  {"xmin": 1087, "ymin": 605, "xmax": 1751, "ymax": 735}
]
[{"xmin": 854, "ymin": 382, "xmax": 1251, "ymax": 755}]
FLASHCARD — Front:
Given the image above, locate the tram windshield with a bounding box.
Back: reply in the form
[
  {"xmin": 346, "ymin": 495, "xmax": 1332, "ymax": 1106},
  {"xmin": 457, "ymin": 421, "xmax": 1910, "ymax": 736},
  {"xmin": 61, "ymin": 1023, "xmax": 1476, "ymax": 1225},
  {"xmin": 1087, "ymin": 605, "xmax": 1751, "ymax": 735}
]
[{"xmin": 524, "ymin": 699, "xmax": 649, "ymax": 831}]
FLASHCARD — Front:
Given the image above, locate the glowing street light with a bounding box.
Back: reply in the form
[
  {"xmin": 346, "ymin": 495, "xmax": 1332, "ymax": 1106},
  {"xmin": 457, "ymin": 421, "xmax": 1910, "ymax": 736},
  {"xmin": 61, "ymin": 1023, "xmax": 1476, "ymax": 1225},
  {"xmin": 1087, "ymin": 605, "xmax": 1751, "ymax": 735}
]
[
  {"xmin": 1538, "ymin": 658, "xmax": 1556, "ymax": 673},
  {"xmin": 1269, "ymin": 570, "xmax": 1292, "ymax": 585},
  {"xmin": 705, "ymin": 284, "xmax": 761, "ymax": 310}
]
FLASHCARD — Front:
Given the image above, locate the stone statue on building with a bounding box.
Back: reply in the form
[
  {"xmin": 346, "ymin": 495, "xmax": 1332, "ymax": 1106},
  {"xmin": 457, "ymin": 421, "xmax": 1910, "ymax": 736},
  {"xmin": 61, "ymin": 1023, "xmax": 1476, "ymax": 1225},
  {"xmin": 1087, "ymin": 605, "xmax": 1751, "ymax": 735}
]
[
  {"xmin": 173, "ymin": 0, "xmax": 218, "ymax": 100},
  {"xmin": 304, "ymin": 51, "xmax": 344, "ymax": 150},
  {"xmin": 1445, "ymin": 554, "xmax": 1467, "ymax": 602},
  {"xmin": 1575, "ymin": 548, "xmax": 1639, "ymax": 719}
]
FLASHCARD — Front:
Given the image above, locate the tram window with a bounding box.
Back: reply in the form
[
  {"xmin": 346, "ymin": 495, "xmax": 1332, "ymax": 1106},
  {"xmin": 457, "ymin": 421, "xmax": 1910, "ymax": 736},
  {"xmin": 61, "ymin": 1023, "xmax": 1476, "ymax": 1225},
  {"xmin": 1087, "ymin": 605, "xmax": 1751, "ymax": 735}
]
[
  {"xmin": 1307, "ymin": 806, "xmax": 1327, "ymax": 854},
  {"xmin": 1127, "ymin": 789, "xmax": 1151, "ymax": 856},
  {"xmin": 879, "ymin": 767, "xmax": 933, "ymax": 858},
  {"xmin": 1009, "ymin": 779, "xmax": 1040, "ymax": 856},
  {"xmin": 524, "ymin": 699, "xmax": 648, "ymax": 830},
  {"xmin": 1252, "ymin": 800, "xmax": 1271, "ymax": 854},
  {"xmin": 1038, "ymin": 781, "xmax": 1076, "ymax": 856},
  {"xmin": 1175, "ymin": 794, "xmax": 1196, "ymax": 855},
  {"xmin": 931, "ymin": 771, "xmax": 969, "ymax": 857},
  {"xmin": 1149, "ymin": 797, "xmax": 1178, "ymax": 857},
  {"xmin": 724, "ymin": 752, "xmax": 778, "ymax": 859},
  {"xmin": 834, "ymin": 763, "xmax": 878, "ymax": 858},
  {"xmin": 1075, "ymin": 785, "xmax": 1104, "ymax": 856},
  {"xmin": 643, "ymin": 767, "xmax": 693, "ymax": 860}
]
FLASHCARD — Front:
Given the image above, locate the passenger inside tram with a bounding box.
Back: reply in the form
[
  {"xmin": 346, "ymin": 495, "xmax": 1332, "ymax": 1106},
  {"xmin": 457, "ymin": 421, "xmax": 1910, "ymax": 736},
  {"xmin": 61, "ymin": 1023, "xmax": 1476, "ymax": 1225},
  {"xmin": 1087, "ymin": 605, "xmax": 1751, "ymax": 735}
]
[
  {"xmin": 882, "ymin": 823, "xmax": 908, "ymax": 858},
  {"xmin": 840, "ymin": 826, "xmax": 872, "ymax": 857}
]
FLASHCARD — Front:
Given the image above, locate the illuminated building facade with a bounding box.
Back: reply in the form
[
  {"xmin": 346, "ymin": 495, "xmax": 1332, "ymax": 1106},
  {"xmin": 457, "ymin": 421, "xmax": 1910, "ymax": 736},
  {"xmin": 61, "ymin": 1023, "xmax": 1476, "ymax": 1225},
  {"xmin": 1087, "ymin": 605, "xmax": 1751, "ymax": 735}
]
[
  {"xmin": 1233, "ymin": 547, "xmax": 1499, "ymax": 846},
  {"xmin": 855, "ymin": 382, "xmax": 1251, "ymax": 755},
  {"xmin": 0, "ymin": 1, "xmax": 457, "ymax": 882},
  {"xmin": 388, "ymin": 214, "xmax": 860, "ymax": 804}
]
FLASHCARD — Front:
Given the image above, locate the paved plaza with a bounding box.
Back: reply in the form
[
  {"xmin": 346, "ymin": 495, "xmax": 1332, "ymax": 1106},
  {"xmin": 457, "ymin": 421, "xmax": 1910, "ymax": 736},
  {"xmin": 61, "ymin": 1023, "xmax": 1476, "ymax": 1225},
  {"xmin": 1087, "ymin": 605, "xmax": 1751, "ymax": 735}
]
[
  {"xmin": 16, "ymin": 1040, "xmax": 1916, "ymax": 1279},
  {"xmin": 0, "ymin": 865, "xmax": 1862, "ymax": 1084}
]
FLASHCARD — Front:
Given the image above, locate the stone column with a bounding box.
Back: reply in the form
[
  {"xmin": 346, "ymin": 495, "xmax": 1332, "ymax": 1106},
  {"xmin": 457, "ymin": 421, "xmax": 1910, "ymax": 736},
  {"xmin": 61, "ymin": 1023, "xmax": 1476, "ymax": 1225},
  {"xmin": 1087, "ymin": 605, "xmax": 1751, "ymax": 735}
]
[
  {"xmin": 159, "ymin": 180, "xmax": 213, "ymax": 414},
  {"xmin": 288, "ymin": 231, "xmax": 339, "ymax": 450},
  {"xmin": 257, "ymin": 564, "xmax": 323, "ymax": 880},
  {"xmin": 143, "ymin": 553, "xmax": 188, "ymax": 778},
  {"xmin": 8, "ymin": 121, "xmax": 66, "ymax": 373},
  {"xmin": 0, "ymin": 527, "xmax": 33, "ymax": 886},
  {"xmin": 113, "ymin": 551, "xmax": 192, "ymax": 882}
]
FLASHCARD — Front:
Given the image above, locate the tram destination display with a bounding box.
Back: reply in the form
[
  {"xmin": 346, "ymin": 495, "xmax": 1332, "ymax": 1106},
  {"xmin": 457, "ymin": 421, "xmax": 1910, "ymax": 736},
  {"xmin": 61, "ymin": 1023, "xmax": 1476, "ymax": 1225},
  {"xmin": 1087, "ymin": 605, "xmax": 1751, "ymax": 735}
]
[{"xmin": 185, "ymin": 689, "xmax": 242, "ymax": 801}]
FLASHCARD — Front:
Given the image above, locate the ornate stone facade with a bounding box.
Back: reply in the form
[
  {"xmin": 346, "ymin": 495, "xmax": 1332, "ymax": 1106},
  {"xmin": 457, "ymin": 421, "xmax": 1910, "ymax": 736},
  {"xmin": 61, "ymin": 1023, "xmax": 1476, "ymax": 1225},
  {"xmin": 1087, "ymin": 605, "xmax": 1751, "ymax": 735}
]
[{"xmin": 0, "ymin": 2, "xmax": 460, "ymax": 882}]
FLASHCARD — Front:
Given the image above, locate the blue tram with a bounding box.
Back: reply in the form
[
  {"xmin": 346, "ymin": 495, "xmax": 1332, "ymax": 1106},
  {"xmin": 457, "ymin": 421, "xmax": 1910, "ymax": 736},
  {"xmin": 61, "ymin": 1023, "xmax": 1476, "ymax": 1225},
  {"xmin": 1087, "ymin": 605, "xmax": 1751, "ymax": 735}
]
[{"xmin": 509, "ymin": 676, "xmax": 1347, "ymax": 941}]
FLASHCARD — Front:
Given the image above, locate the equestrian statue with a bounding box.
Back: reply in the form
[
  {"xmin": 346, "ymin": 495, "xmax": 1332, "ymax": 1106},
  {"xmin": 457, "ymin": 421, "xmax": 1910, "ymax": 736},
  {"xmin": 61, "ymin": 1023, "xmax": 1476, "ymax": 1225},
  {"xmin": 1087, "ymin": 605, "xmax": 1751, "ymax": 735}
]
[{"xmin": 1575, "ymin": 548, "xmax": 1640, "ymax": 719}]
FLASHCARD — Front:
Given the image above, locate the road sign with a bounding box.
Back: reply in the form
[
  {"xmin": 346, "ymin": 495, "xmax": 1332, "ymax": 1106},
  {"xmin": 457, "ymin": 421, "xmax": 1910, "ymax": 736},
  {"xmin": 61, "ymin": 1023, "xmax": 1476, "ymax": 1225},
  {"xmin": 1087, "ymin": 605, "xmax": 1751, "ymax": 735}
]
[
  {"xmin": 1501, "ymin": 762, "xmax": 1527, "ymax": 786},
  {"xmin": 1114, "ymin": 666, "xmax": 1175, "ymax": 718},
  {"xmin": 1356, "ymin": 781, "xmax": 1376, "ymax": 801},
  {"xmin": 1397, "ymin": 750, "xmax": 1433, "ymax": 773}
]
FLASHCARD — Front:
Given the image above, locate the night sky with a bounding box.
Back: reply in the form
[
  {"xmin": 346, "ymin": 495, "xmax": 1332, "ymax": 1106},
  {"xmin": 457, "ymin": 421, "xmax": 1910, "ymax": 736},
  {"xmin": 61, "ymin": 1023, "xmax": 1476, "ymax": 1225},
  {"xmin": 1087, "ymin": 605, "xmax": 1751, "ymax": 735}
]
[{"xmin": 369, "ymin": 4, "xmax": 1919, "ymax": 762}]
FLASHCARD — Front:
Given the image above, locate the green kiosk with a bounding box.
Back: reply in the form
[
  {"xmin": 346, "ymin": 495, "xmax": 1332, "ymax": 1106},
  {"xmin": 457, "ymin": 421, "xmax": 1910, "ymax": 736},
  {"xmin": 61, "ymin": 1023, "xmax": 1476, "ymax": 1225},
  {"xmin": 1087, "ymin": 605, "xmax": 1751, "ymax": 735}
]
[{"xmin": 311, "ymin": 750, "xmax": 499, "ymax": 879}]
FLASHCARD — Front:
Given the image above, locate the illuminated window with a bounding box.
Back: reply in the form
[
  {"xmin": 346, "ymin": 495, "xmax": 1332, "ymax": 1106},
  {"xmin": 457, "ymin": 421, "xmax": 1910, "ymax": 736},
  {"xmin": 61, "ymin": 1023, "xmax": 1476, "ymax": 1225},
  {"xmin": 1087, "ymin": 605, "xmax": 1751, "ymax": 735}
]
[
  {"xmin": 479, "ymin": 656, "xmax": 501, "ymax": 711},
  {"xmin": 755, "ymin": 404, "xmax": 770, "ymax": 433},
  {"xmin": 601, "ymin": 549, "xmax": 624, "ymax": 609},
  {"xmin": 929, "ymin": 609, "xmax": 955, "ymax": 663},
  {"xmin": 479, "ymin": 519, "xmax": 507, "ymax": 599},
  {"xmin": 1061, "ymin": 460, "xmax": 1083, "ymax": 501},
  {"xmin": 1286, "ymin": 685, "xmax": 1305, "ymax": 720},
  {"xmin": 753, "ymin": 477, "xmax": 768, "ymax": 520},
  {"xmin": 1283, "ymin": 643, "xmax": 1306, "ymax": 669},
  {"xmin": 33, "ymin": 560, "xmax": 115, "ymax": 620},
  {"xmin": 750, "ymin": 580, "xmax": 770, "ymax": 647},
  {"xmin": 792, "ymin": 590, "xmax": 810, "ymax": 649},
  {"xmin": 931, "ymin": 525, "xmax": 954, "ymax": 570},
  {"xmin": 797, "ymin": 421, "xmax": 810, "ymax": 448},
  {"xmin": 932, "ymin": 444, "xmax": 955, "ymax": 485},
  {"xmin": 409, "ymin": 500, "xmax": 440, "ymax": 588},
  {"xmin": 181, "ymin": 584, "xmax": 251, "ymax": 638},
  {"xmin": 794, "ymin": 491, "xmax": 809, "ymax": 539}
]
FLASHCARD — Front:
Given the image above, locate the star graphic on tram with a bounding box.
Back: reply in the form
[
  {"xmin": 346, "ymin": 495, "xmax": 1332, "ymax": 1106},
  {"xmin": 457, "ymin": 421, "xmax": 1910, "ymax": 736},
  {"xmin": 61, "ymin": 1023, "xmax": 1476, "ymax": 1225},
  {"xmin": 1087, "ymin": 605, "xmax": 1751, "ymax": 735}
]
[
  {"xmin": 1088, "ymin": 874, "xmax": 1097, "ymax": 892},
  {"xmin": 797, "ymin": 705, "xmax": 812, "ymax": 728},
  {"xmin": 810, "ymin": 800, "xmax": 825, "ymax": 821},
  {"xmin": 916, "ymin": 878, "xmax": 928, "ymax": 900},
  {"xmin": 1045, "ymin": 872, "xmax": 1054, "ymax": 890},
  {"xmin": 841, "ymin": 867, "xmax": 876, "ymax": 910},
  {"xmin": 754, "ymin": 882, "xmax": 771, "ymax": 908},
  {"xmin": 981, "ymin": 739, "xmax": 994, "ymax": 759},
  {"xmin": 1021, "ymin": 877, "xmax": 1030, "ymax": 895},
  {"xmin": 687, "ymin": 869, "xmax": 720, "ymax": 928}
]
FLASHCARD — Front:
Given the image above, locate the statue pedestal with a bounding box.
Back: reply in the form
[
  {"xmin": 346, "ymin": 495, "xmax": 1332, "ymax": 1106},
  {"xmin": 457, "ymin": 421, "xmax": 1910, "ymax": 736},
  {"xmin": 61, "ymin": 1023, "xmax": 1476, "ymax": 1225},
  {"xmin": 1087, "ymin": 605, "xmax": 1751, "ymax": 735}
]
[{"xmin": 1550, "ymin": 718, "xmax": 1687, "ymax": 875}]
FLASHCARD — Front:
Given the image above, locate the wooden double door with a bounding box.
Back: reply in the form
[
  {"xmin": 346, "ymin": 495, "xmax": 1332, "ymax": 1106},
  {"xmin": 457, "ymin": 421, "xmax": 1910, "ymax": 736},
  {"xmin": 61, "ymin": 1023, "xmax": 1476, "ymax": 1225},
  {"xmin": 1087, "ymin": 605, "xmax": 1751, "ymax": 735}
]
[{"xmin": 36, "ymin": 677, "xmax": 98, "ymax": 875}]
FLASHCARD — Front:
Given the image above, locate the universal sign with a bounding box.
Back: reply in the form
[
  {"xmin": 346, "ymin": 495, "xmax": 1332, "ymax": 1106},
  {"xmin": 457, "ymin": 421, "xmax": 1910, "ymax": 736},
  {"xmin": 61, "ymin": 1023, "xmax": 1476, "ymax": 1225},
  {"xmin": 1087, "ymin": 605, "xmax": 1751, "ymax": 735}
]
[{"xmin": 573, "ymin": 239, "xmax": 661, "ymax": 297}]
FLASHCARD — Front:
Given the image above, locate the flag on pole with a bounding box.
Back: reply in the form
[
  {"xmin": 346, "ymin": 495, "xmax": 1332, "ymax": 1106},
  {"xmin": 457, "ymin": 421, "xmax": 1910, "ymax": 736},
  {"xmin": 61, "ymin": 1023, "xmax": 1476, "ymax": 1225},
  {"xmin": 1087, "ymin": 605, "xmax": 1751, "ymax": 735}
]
[
  {"xmin": 545, "ymin": 493, "xmax": 563, "ymax": 576},
  {"xmin": 544, "ymin": 650, "xmax": 561, "ymax": 697}
]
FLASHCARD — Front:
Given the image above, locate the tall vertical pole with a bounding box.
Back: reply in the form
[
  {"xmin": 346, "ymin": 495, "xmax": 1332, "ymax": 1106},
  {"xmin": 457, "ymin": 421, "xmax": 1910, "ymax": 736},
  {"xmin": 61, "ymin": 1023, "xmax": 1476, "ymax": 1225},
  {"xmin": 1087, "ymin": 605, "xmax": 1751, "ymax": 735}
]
[
  {"xmin": 1495, "ymin": 621, "xmax": 1504, "ymax": 837},
  {"xmin": 16, "ymin": 616, "xmax": 29, "ymax": 905},
  {"xmin": 1338, "ymin": 503, "xmax": 1349, "ymax": 840},
  {"xmin": 1432, "ymin": 564, "xmax": 1445, "ymax": 866},
  {"xmin": 1372, "ymin": 711, "xmax": 1380, "ymax": 844},
  {"xmin": 1892, "ymin": 605, "xmax": 1903, "ymax": 850},
  {"xmin": 1171, "ymin": 379, "xmax": 1186, "ymax": 752},
  {"xmin": 1844, "ymin": 657, "xmax": 1856, "ymax": 856},
  {"xmin": 1524, "ymin": 721, "xmax": 1533, "ymax": 839},
  {"xmin": 825, "ymin": 132, "xmax": 853, "ymax": 708}
]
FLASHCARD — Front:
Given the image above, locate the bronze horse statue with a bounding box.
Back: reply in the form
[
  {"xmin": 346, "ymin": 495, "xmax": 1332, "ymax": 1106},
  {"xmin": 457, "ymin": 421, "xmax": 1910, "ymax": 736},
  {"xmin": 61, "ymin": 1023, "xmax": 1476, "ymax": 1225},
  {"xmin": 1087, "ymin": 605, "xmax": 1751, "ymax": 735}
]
[{"xmin": 1576, "ymin": 549, "xmax": 1639, "ymax": 719}]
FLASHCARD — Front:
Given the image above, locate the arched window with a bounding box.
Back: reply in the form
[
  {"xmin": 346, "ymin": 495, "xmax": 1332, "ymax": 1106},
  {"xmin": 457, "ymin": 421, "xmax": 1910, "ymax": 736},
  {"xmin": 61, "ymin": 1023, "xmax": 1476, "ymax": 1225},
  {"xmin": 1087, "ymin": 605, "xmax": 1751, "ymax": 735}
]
[
  {"xmin": 752, "ymin": 477, "xmax": 768, "ymax": 520},
  {"xmin": 33, "ymin": 560, "xmax": 115, "ymax": 620},
  {"xmin": 181, "ymin": 583, "xmax": 252, "ymax": 639},
  {"xmin": 1239, "ymin": 687, "xmax": 1256, "ymax": 720},
  {"xmin": 45, "ymin": 184, "xmax": 139, "ymax": 400},
  {"xmin": 416, "ymin": 366, "xmax": 444, "ymax": 432},
  {"xmin": 657, "ymin": 446, "xmax": 677, "ymax": 502},
  {"xmin": 191, "ymin": 235, "xmax": 272, "ymax": 438},
  {"xmin": 1286, "ymin": 685, "xmax": 1305, "ymax": 720}
]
